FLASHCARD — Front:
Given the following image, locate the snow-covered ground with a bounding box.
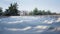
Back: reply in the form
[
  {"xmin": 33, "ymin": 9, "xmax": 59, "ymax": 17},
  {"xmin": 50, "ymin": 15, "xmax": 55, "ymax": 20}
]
[{"xmin": 0, "ymin": 16, "xmax": 60, "ymax": 34}]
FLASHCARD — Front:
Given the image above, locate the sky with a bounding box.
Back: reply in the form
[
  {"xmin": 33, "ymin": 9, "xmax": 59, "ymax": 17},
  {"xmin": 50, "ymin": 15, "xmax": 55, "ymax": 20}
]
[{"xmin": 0, "ymin": 0, "xmax": 60, "ymax": 13}]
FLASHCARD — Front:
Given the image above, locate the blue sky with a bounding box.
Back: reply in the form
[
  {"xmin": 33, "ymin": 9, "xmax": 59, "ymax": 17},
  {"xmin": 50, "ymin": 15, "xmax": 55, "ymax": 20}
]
[{"xmin": 0, "ymin": 0, "xmax": 60, "ymax": 13}]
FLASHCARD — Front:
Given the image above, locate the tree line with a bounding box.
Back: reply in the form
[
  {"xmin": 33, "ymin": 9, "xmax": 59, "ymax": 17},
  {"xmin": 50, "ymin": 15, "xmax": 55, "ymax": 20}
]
[
  {"xmin": 29, "ymin": 8, "xmax": 58, "ymax": 15},
  {"xmin": 0, "ymin": 3, "xmax": 20, "ymax": 16},
  {"xmin": 0, "ymin": 3, "xmax": 59, "ymax": 16}
]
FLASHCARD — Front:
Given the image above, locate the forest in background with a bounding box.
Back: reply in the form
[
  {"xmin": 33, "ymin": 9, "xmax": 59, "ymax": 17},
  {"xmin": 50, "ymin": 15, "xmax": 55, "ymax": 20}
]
[{"xmin": 0, "ymin": 3, "xmax": 60, "ymax": 16}]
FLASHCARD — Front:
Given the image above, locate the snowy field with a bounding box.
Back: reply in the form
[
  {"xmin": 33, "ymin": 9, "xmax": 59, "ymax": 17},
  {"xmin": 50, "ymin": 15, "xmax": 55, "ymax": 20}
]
[{"xmin": 0, "ymin": 16, "xmax": 60, "ymax": 34}]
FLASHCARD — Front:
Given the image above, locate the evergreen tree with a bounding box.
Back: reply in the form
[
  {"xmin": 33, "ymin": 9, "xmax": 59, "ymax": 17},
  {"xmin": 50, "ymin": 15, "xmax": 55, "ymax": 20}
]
[
  {"xmin": 5, "ymin": 3, "xmax": 20, "ymax": 16},
  {"xmin": 33, "ymin": 8, "xmax": 38, "ymax": 15},
  {"xmin": 0, "ymin": 7, "xmax": 3, "ymax": 16}
]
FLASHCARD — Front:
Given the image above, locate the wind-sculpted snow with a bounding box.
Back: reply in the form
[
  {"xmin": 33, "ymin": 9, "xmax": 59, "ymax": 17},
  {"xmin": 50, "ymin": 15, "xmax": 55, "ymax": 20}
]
[
  {"xmin": 0, "ymin": 16, "xmax": 60, "ymax": 34},
  {"xmin": 5, "ymin": 26, "xmax": 32, "ymax": 31}
]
